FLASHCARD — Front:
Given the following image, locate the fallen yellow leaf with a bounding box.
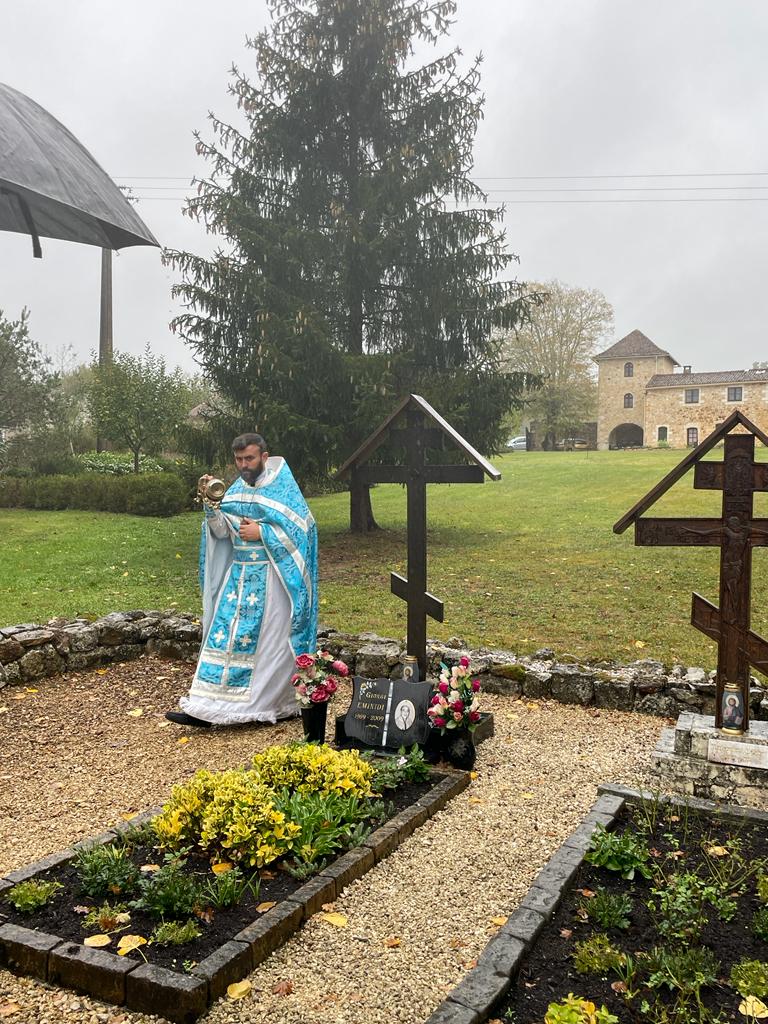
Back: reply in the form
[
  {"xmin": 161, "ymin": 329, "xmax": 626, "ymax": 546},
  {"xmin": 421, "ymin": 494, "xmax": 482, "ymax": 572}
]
[
  {"xmin": 158, "ymin": 720, "xmax": 171, "ymax": 728},
  {"xmin": 490, "ymin": 916, "xmax": 508, "ymax": 927},
  {"xmin": 634, "ymin": 640, "xmax": 647, "ymax": 648},
  {"xmin": 740, "ymin": 995, "xmax": 768, "ymax": 1018},
  {"xmin": 211, "ymin": 862, "xmax": 234, "ymax": 875},
  {"xmin": 117, "ymin": 935, "xmax": 147, "ymax": 955},
  {"xmin": 318, "ymin": 912, "xmax": 348, "ymax": 928},
  {"xmin": 126, "ymin": 708, "xmax": 143, "ymax": 717},
  {"xmin": 25, "ymin": 687, "xmax": 38, "ymax": 693},
  {"xmin": 384, "ymin": 936, "xmax": 401, "ymax": 948},
  {"xmin": 227, "ymin": 980, "xmax": 252, "ymax": 1000},
  {"xmin": 96, "ymin": 668, "xmax": 109, "ymax": 675},
  {"xmin": 706, "ymin": 845, "xmax": 728, "ymax": 857},
  {"xmin": 177, "ymin": 736, "xmax": 190, "ymax": 745},
  {"xmin": 140, "ymin": 864, "xmax": 160, "ymax": 873},
  {"xmin": 526, "ymin": 702, "xmax": 538, "ymax": 710},
  {"xmin": 520, "ymin": 792, "xmax": 535, "ymax": 800},
  {"xmin": 84, "ymin": 934, "xmax": 112, "ymax": 948},
  {"xmin": 468, "ymin": 797, "xmax": 484, "ymax": 805},
  {"xmin": 469, "ymin": 771, "xmax": 479, "ymax": 780},
  {"xmin": 255, "ymin": 901, "xmax": 277, "ymax": 913},
  {"xmin": 119, "ymin": 812, "xmax": 138, "ymax": 821}
]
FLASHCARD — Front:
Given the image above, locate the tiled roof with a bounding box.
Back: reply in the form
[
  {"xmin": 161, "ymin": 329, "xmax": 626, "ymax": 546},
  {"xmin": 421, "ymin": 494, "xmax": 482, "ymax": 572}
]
[
  {"xmin": 594, "ymin": 329, "xmax": 678, "ymax": 364},
  {"xmin": 647, "ymin": 369, "xmax": 768, "ymax": 388}
]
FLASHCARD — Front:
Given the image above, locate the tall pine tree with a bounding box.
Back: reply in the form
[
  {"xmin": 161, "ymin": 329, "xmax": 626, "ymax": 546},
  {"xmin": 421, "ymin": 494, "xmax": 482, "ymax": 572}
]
[{"xmin": 167, "ymin": 0, "xmax": 531, "ymax": 531}]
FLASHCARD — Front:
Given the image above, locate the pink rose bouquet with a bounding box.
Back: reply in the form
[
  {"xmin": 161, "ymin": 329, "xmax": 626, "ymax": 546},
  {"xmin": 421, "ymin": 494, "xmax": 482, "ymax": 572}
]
[
  {"xmin": 427, "ymin": 656, "xmax": 481, "ymax": 733},
  {"xmin": 291, "ymin": 649, "xmax": 349, "ymax": 708}
]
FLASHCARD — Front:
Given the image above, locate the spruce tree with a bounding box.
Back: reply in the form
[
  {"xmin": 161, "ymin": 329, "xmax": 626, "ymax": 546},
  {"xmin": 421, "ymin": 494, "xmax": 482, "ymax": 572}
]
[{"xmin": 167, "ymin": 0, "xmax": 531, "ymax": 531}]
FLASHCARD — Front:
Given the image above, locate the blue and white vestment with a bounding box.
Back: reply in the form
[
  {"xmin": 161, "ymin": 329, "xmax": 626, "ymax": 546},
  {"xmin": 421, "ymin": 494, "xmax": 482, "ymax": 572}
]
[{"xmin": 181, "ymin": 457, "xmax": 318, "ymax": 725}]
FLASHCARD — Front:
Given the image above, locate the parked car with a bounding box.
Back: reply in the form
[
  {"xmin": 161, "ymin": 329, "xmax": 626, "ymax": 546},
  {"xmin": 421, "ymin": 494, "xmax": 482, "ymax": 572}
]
[
  {"xmin": 506, "ymin": 435, "xmax": 528, "ymax": 451},
  {"xmin": 555, "ymin": 437, "xmax": 589, "ymax": 451}
]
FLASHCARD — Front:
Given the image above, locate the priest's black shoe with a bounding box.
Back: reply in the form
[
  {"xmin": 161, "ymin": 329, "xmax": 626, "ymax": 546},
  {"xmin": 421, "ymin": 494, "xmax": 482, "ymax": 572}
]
[{"xmin": 165, "ymin": 710, "xmax": 212, "ymax": 728}]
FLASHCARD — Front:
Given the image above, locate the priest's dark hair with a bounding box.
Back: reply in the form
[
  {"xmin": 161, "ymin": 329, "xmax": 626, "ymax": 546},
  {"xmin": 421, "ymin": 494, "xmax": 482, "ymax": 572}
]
[{"xmin": 232, "ymin": 432, "xmax": 267, "ymax": 452}]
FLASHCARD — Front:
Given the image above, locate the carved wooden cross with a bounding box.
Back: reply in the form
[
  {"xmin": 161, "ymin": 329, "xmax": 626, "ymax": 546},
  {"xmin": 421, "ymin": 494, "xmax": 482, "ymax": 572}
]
[
  {"xmin": 336, "ymin": 395, "xmax": 499, "ymax": 680},
  {"xmin": 615, "ymin": 412, "xmax": 768, "ymax": 733}
]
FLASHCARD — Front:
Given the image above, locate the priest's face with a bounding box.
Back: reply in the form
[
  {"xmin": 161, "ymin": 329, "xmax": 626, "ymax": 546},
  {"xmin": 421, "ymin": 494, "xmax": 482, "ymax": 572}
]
[{"xmin": 235, "ymin": 444, "xmax": 269, "ymax": 485}]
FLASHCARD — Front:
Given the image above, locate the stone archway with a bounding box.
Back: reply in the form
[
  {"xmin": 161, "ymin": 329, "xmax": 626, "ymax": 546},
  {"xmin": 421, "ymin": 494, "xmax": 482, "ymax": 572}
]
[{"xmin": 609, "ymin": 423, "xmax": 644, "ymax": 449}]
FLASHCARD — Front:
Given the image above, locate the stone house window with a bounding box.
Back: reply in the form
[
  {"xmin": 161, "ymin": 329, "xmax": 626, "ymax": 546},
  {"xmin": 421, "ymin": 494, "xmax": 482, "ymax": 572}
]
[
  {"xmin": 687, "ymin": 427, "xmax": 699, "ymax": 447},
  {"xmin": 727, "ymin": 386, "xmax": 743, "ymax": 402},
  {"xmin": 623, "ymin": 393, "xmax": 634, "ymax": 409},
  {"xmin": 684, "ymin": 388, "xmax": 699, "ymax": 404},
  {"xmin": 657, "ymin": 426, "xmax": 668, "ymax": 442},
  {"xmin": 624, "ymin": 362, "xmax": 633, "ymax": 377}
]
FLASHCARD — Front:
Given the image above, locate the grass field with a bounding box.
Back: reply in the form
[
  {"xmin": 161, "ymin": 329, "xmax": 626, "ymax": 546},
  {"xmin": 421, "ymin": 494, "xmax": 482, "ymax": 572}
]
[{"xmin": 3, "ymin": 448, "xmax": 767, "ymax": 669}]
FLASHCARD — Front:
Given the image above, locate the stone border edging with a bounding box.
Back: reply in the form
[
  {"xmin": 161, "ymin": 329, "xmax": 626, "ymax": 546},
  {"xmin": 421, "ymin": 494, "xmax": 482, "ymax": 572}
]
[
  {"xmin": 3, "ymin": 613, "xmax": 764, "ymax": 724},
  {"xmin": 424, "ymin": 784, "xmax": 768, "ymax": 1023},
  {"xmin": 0, "ymin": 772, "xmax": 470, "ymax": 1023}
]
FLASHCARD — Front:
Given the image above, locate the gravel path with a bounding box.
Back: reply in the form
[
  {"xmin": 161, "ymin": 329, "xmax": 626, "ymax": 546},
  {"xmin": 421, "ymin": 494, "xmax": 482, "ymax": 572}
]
[{"xmin": 0, "ymin": 656, "xmax": 662, "ymax": 1024}]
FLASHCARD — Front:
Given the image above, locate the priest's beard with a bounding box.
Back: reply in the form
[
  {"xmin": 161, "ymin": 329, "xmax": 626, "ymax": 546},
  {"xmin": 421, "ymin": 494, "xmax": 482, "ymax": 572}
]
[{"xmin": 240, "ymin": 462, "xmax": 265, "ymax": 486}]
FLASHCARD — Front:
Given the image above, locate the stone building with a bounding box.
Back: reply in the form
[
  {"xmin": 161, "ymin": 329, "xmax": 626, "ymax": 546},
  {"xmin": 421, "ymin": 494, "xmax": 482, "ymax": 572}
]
[{"xmin": 594, "ymin": 329, "xmax": 768, "ymax": 449}]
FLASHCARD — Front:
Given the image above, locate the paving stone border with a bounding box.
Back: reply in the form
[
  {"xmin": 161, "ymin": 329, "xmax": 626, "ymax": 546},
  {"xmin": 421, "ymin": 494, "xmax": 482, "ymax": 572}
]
[
  {"xmin": 3, "ymin": 614, "xmax": 764, "ymax": 722},
  {"xmin": 423, "ymin": 784, "xmax": 768, "ymax": 1024},
  {"xmin": 0, "ymin": 772, "xmax": 469, "ymax": 1023}
]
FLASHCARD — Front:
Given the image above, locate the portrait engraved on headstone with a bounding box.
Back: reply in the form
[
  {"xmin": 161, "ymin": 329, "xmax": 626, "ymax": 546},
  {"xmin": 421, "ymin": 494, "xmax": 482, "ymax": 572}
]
[{"xmin": 344, "ymin": 677, "xmax": 431, "ymax": 749}]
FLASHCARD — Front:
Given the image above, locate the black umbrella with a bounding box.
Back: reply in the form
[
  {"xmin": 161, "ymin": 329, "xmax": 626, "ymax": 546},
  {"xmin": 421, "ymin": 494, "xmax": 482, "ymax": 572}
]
[{"xmin": 0, "ymin": 81, "xmax": 158, "ymax": 257}]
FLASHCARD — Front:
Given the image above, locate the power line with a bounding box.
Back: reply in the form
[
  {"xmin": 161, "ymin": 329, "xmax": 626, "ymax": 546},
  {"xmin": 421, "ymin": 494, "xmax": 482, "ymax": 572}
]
[
  {"xmin": 128, "ymin": 194, "xmax": 768, "ymax": 204},
  {"xmin": 115, "ymin": 171, "xmax": 768, "ymax": 181}
]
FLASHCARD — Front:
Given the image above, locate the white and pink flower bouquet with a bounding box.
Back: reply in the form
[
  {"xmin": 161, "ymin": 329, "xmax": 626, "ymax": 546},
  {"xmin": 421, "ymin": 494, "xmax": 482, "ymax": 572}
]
[
  {"xmin": 291, "ymin": 650, "xmax": 350, "ymax": 707},
  {"xmin": 427, "ymin": 656, "xmax": 481, "ymax": 733}
]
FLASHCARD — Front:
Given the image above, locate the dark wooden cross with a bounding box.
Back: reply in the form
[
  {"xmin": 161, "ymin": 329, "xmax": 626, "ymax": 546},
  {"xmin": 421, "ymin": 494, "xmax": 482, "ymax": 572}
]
[
  {"xmin": 336, "ymin": 395, "xmax": 500, "ymax": 680},
  {"xmin": 615, "ymin": 412, "xmax": 768, "ymax": 733}
]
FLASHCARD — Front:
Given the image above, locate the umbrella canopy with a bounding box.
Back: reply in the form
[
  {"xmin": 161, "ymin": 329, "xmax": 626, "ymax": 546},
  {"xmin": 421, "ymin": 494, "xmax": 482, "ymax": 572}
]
[{"xmin": 0, "ymin": 81, "xmax": 159, "ymax": 257}]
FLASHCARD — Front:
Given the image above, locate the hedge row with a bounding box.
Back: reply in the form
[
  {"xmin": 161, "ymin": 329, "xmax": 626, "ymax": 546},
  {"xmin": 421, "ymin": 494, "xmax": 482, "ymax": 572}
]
[{"xmin": 0, "ymin": 473, "xmax": 189, "ymax": 517}]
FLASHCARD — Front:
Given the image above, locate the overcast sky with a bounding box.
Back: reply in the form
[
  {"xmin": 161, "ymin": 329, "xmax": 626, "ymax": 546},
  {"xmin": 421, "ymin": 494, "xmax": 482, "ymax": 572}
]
[{"xmin": 2, "ymin": 0, "xmax": 767, "ymax": 373}]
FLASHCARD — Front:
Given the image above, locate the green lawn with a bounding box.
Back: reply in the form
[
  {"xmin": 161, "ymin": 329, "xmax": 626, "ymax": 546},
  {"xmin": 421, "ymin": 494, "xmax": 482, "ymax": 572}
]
[{"xmin": 3, "ymin": 448, "xmax": 767, "ymax": 669}]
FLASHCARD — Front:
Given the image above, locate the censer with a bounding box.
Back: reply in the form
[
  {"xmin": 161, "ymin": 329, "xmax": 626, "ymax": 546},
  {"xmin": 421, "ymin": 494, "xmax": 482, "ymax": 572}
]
[{"xmin": 196, "ymin": 476, "xmax": 227, "ymax": 508}]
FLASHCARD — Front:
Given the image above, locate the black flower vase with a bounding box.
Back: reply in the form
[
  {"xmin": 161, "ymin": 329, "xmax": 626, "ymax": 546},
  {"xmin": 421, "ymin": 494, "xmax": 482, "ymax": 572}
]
[
  {"xmin": 301, "ymin": 702, "xmax": 328, "ymax": 743},
  {"xmin": 445, "ymin": 726, "xmax": 476, "ymax": 770}
]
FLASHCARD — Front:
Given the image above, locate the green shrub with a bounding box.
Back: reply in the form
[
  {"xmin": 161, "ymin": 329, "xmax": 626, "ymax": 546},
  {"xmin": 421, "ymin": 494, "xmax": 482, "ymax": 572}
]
[
  {"xmin": 757, "ymin": 871, "xmax": 768, "ymax": 904},
  {"xmin": 648, "ymin": 872, "xmax": 723, "ymax": 944},
  {"xmin": 274, "ymin": 789, "xmax": 372, "ymax": 868},
  {"xmin": 201, "ymin": 866, "xmax": 260, "ymax": 910},
  {"xmin": 152, "ymin": 768, "xmax": 300, "ymax": 867},
  {"xmin": 74, "ymin": 451, "xmax": 165, "ymax": 475},
  {"xmin": 151, "ymin": 919, "xmax": 202, "ymax": 945},
  {"xmin": 82, "ymin": 901, "xmax": 131, "ymax": 933},
  {"xmin": 752, "ymin": 907, "xmax": 768, "ymax": 942},
  {"xmin": 0, "ymin": 471, "xmax": 187, "ymax": 516},
  {"xmin": 580, "ymin": 889, "xmax": 632, "ymax": 930},
  {"xmin": 731, "ymin": 959, "xmax": 768, "ymax": 999},
  {"xmin": 572, "ymin": 933, "xmax": 626, "ymax": 975},
  {"xmin": 6, "ymin": 879, "xmax": 63, "ymax": 912},
  {"xmin": 585, "ymin": 825, "xmax": 652, "ymax": 880},
  {"xmin": 544, "ymin": 993, "xmax": 618, "ymax": 1023},
  {"xmin": 134, "ymin": 858, "xmax": 204, "ymax": 920},
  {"xmin": 74, "ymin": 843, "xmax": 140, "ymax": 899},
  {"xmin": 251, "ymin": 743, "xmax": 375, "ymax": 800},
  {"xmin": 369, "ymin": 745, "xmax": 431, "ymax": 791},
  {"xmin": 645, "ymin": 945, "xmax": 719, "ymax": 996}
]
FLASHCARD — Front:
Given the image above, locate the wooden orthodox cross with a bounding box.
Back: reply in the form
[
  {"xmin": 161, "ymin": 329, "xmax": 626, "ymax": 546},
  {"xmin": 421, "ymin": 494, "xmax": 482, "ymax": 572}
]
[
  {"xmin": 615, "ymin": 411, "xmax": 768, "ymax": 733},
  {"xmin": 335, "ymin": 394, "xmax": 500, "ymax": 680}
]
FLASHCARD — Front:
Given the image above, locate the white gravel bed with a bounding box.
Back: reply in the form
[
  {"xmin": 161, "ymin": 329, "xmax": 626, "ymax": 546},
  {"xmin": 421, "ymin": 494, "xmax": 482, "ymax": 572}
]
[{"xmin": 0, "ymin": 657, "xmax": 662, "ymax": 1024}]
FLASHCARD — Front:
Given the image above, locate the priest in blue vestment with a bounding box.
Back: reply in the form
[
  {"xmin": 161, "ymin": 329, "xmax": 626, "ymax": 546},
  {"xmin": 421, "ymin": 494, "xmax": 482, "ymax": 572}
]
[{"xmin": 166, "ymin": 433, "xmax": 318, "ymax": 728}]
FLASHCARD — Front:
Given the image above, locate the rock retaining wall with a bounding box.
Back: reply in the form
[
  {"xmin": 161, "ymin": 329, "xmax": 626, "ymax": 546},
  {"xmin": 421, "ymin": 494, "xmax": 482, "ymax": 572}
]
[{"xmin": 1, "ymin": 614, "xmax": 766, "ymax": 721}]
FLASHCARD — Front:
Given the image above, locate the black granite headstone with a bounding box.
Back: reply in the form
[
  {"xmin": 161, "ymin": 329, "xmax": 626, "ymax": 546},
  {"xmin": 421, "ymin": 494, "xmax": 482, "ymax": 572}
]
[{"xmin": 344, "ymin": 677, "xmax": 432, "ymax": 750}]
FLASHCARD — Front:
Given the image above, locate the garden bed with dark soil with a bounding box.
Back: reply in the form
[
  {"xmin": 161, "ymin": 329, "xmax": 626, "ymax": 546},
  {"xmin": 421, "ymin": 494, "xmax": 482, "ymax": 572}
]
[
  {"xmin": 0, "ymin": 757, "xmax": 468, "ymax": 1023},
  {"xmin": 0, "ymin": 777, "xmax": 437, "ymax": 974},
  {"xmin": 499, "ymin": 795, "xmax": 768, "ymax": 1023}
]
